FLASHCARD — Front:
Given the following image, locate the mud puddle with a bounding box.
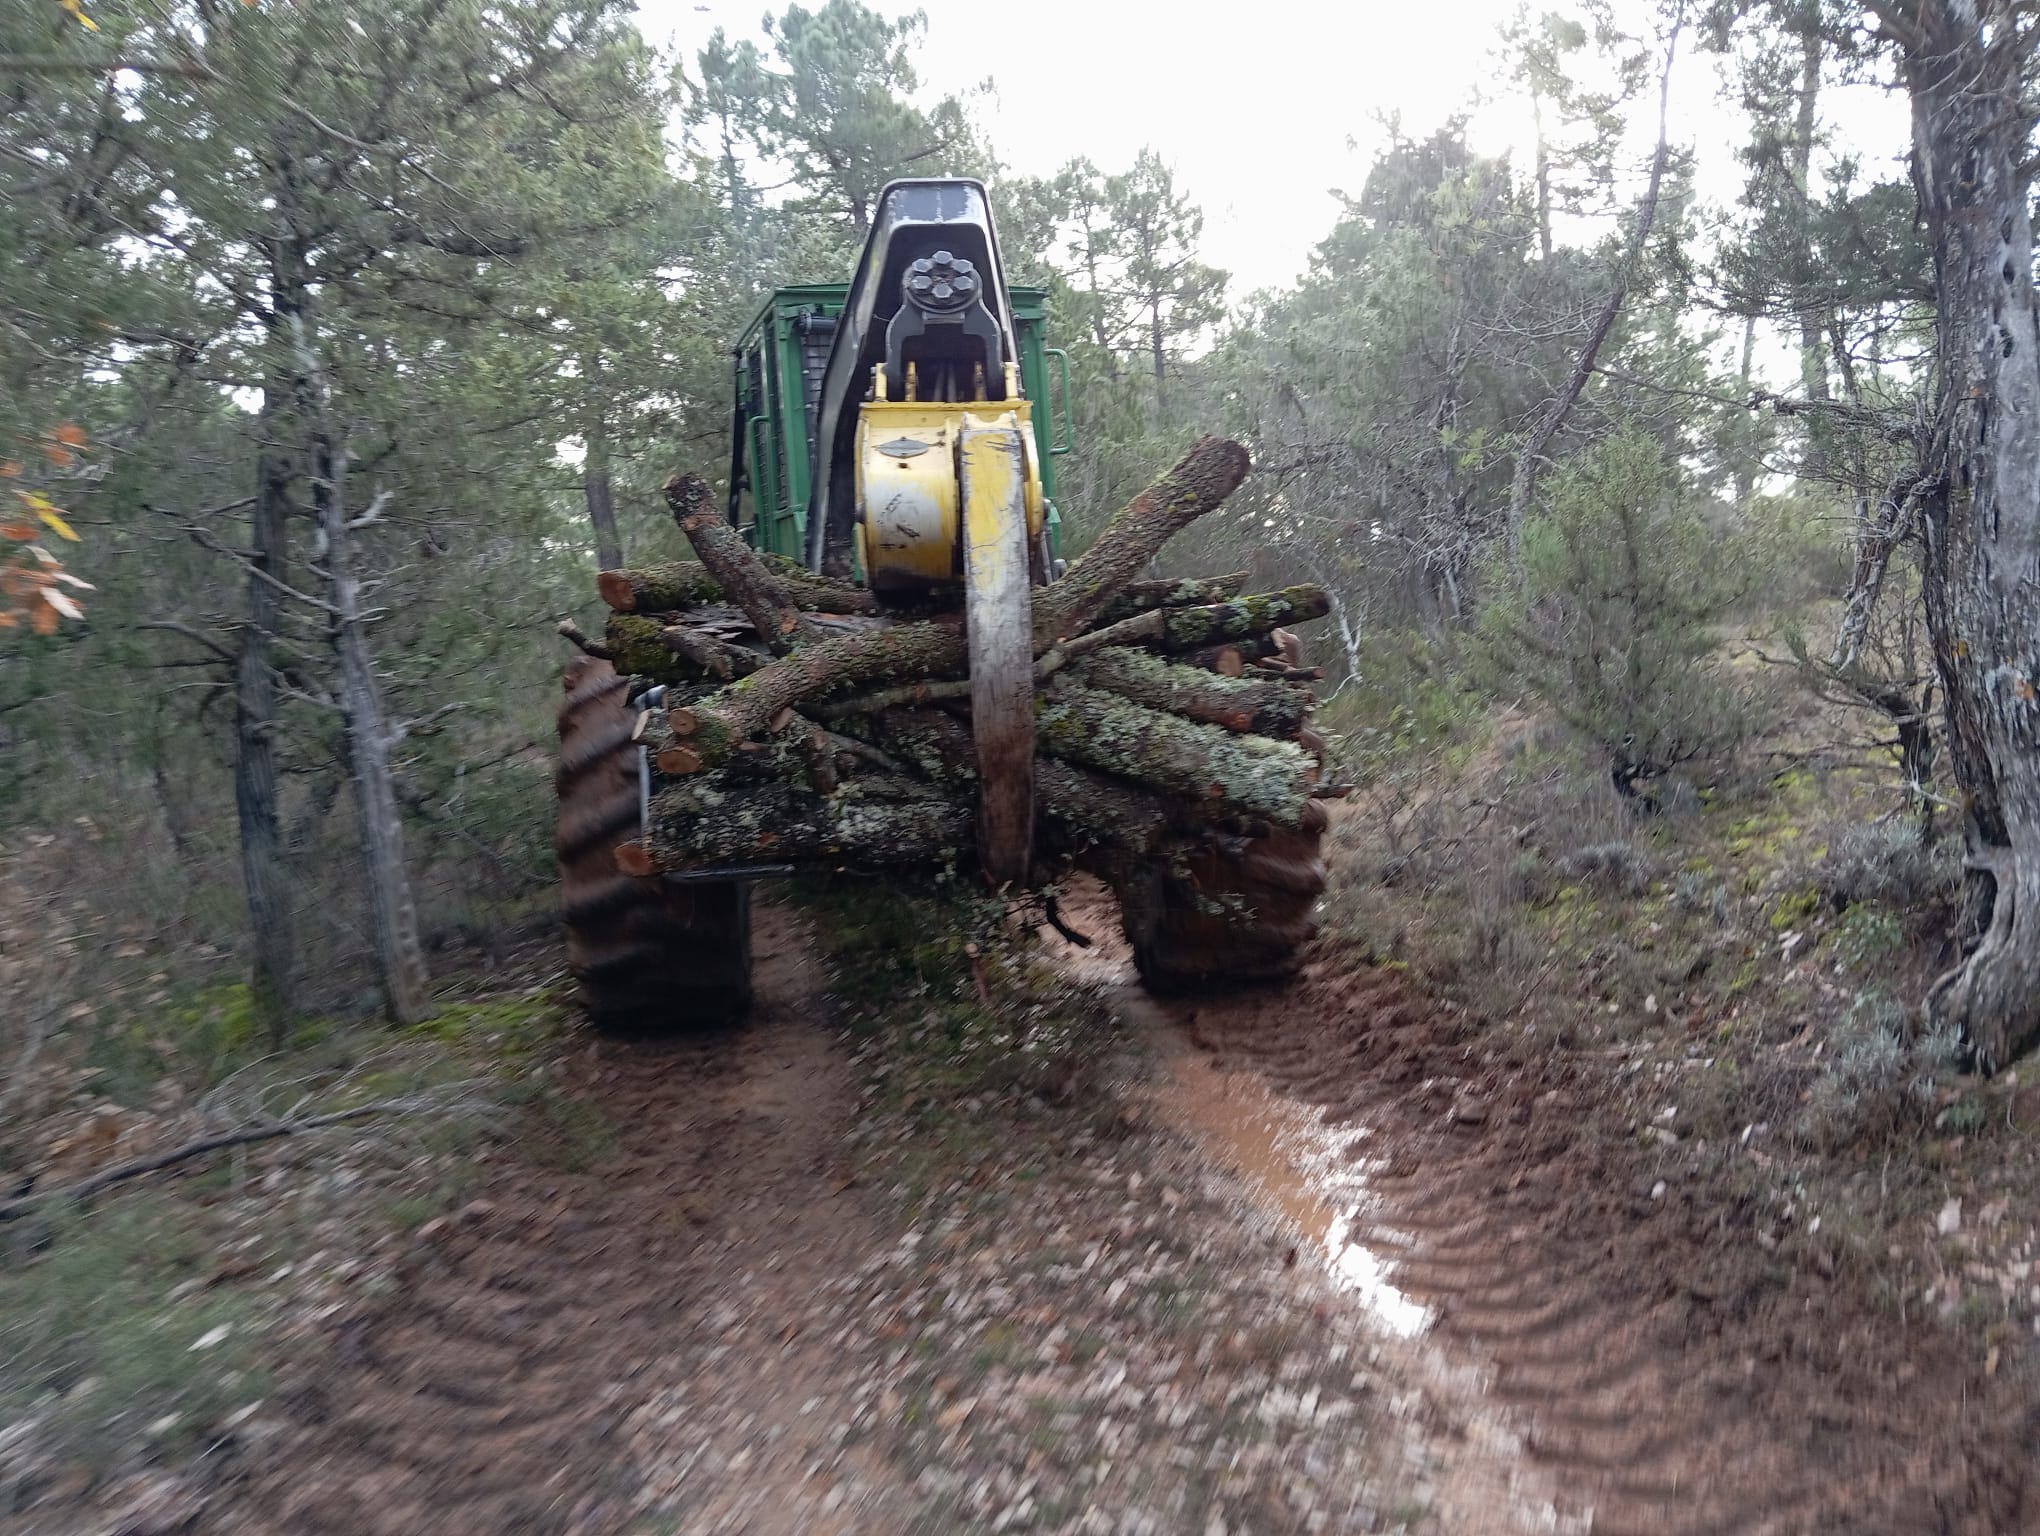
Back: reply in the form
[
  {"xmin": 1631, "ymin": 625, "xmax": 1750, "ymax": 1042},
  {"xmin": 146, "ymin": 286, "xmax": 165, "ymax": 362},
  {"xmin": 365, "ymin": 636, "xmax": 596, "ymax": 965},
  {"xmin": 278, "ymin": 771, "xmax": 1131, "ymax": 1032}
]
[{"xmin": 1045, "ymin": 896, "xmax": 1586, "ymax": 1534}]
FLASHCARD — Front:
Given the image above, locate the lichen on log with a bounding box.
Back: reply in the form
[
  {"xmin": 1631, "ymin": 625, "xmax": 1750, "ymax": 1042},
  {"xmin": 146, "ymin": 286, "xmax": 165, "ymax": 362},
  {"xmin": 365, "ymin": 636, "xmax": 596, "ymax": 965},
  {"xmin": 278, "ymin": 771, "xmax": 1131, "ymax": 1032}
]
[
  {"xmin": 1097, "ymin": 572, "xmax": 1248, "ymax": 623},
  {"xmin": 1036, "ymin": 679, "xmax": 1313, "ymax": 828},
  {"xmin": 1071, "ymin": 647, "xmax": 1309, "ymax": 737},
  {"xmin": 645, "ymin": 773, "xmax": 969, "ymax": 871},
  {"xmin": 597, "ymin": 562, "xmax": 723, "ymax": 614},
  {"xmin": 1149, "ymin": 587, "xmax": 1331, "ymax": 652}
]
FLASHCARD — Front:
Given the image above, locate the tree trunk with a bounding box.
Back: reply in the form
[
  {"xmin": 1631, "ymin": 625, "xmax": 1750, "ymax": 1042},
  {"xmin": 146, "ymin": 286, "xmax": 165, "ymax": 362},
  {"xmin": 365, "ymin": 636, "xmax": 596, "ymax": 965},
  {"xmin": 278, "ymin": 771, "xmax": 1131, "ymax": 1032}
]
[
  {"xmin": 1151, "ymin": 298, "xmax": 1166, "ymax": 409},
  {"xmin": 1506, "ymin": 19, "xmax": 1680, "ymax": 573},
  {"xmin": 314, "ymin": 431, "xmax": 432, "ymax": 1027},
  {"xmin": 1899, "ymin": 1, "xmax": 2040, "ymax": 1070},
  {"xmin": 1792, "ymin": 25, "xmax": 1833, "ymax": 477},
  {"xmin": 584, "ymin": 392, "xmax": 624, "ymax": 574},
  {"xmin": 1734, "ymin": 312, "xmax": 1760, "ymax": 512},
  {"xmin": 235, "ymin": 393, "xmax": 296, "ymax": 1045},
  {"xmin": 288, "ymin": 293, "xmax": 430, "ymax": 1030}
]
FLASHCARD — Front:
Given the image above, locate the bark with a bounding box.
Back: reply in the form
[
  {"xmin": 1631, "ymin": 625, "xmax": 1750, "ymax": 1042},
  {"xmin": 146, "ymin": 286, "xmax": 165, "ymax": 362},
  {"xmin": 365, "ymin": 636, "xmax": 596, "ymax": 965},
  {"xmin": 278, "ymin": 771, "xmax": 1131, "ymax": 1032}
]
[
  {"xmin": 597, "ymin": 558, "xmax": 877, "ymax": 616},
  {"xmin": 584, "ymin": 399, "xmax": 623, "ymax": 574},
  {"xmin": 1894, "ymin": 1, "xmax": 2040, "ymax": 1071},
  {"xmin": 643, "ymin": 774, "xmax": 970, "ymax": 872},
  {"xmin": 1734, "ymin": 313, "xmax": 1760, "ymax": 512},
  {"xmin": 1032, "ymin": 436, "xmax": 1252, "ymax": 645},
  {"xmin": 662, "ymin": 472, "xmax": 816, "ymax": 650},
  {"xmin": 237, "ymin": 364, "xmax": 297, "ymax": 1044},
  {"xmin": 1791, "ymin": 24, "xmax": 1833, "ymax": 473},
  {"xmin": 603, "ymin": 614, "xmax": 765, "ymax": 683},
  {"xmin": 1097, "ymin": 572, "xmax": 1247, "ymax": 622},
  {"xmin": 1036, "ymin": 679, "xmax": 1313, "ymax": 828},
  {"xmin": 664, "ymin": 618, "xmax": 968, "ymax": 775},
  {"xmin": 1170, "ymin": 636, "xmax": 1280, "ymax": 675},
  {"xmin": 835, "ymin": 706, "xmax": 1178, "ymax": 866},
  {"xmin": 312, "ymin": 430, "xmax": 431, "ymax": 1027},
  {"xmin": 1149, "ymin": 588, "xmax": 1331, "ymax": 653},
  {"xmin": 1072, "ymin": 647, "xmax": 1310, "ymax": 737}
]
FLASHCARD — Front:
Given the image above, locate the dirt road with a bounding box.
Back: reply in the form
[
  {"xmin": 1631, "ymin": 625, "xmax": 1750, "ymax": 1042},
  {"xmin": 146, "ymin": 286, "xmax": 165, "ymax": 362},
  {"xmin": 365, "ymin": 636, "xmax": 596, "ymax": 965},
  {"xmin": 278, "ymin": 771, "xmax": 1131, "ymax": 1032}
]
[{"xmin": 190, "ymin": 887, "xmax": 2030, "ymax": 1535}]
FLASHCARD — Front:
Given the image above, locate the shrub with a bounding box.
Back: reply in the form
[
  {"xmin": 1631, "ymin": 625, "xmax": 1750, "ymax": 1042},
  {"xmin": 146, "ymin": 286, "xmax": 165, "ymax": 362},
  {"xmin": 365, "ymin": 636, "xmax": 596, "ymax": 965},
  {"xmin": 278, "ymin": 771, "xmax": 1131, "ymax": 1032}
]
[
  {"xmin": 1811, "ymin": 820, "xmax": 1961, "ymax": 914},
  {"xmin": 1476, "ymin": 432, "xmax": 1759, "ymax": 794},
  {"xmin": 1795, "ymin": 989, "xmax": 1912, "ymax": 1150},
  {"xmin": 1553, "ymin": 841, "xmax": 1658, "ymax": 897}
]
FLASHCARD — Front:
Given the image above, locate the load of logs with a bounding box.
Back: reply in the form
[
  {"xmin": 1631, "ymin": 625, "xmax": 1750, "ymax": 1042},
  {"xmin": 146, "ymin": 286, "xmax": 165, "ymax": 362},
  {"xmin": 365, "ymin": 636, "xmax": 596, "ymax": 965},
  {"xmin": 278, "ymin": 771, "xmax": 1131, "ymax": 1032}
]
[{"xmin": 558, "ymin": 436, "xmax": 1332, "ymax": 885}]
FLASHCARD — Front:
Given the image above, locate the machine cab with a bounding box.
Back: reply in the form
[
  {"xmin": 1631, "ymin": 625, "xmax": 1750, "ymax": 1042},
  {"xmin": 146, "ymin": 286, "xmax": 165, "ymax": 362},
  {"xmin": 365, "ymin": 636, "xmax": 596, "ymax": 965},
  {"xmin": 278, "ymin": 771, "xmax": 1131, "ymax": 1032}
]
[{"xmin": 725, "ymin": 282, "xmax": 1071, "ymax": 569}]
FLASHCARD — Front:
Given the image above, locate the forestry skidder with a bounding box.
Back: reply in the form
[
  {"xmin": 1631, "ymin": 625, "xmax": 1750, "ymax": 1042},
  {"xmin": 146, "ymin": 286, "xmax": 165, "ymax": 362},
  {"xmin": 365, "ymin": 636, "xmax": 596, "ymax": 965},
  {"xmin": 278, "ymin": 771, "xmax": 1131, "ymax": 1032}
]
[{"xmin": 557, "ymin": 179, "xmax": 1331, "ymax": 1026}]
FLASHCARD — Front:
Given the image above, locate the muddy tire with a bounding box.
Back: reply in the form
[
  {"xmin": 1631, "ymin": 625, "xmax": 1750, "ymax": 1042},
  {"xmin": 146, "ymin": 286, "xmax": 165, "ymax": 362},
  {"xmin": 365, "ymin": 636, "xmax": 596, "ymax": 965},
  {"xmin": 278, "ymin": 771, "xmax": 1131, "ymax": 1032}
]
[
  {"xmin": 556, "ymin": 656, "xmax": 753, "ymax": 1028},
  {"xmin": 1118, "ymin": 634, "xmax": 1328, "ymax": 992}
]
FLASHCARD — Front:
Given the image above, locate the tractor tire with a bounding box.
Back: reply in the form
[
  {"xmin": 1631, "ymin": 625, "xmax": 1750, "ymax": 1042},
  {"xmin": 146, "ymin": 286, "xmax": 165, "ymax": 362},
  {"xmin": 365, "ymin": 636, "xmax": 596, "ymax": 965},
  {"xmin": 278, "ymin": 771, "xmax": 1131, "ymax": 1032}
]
[
  {"xmin": 555, "ymin": 656, "xmax": 753, "ymax": 1029},
  {"xmin": 1117, "ymin": 635, "xmax": 1328, "ymax": 993}
]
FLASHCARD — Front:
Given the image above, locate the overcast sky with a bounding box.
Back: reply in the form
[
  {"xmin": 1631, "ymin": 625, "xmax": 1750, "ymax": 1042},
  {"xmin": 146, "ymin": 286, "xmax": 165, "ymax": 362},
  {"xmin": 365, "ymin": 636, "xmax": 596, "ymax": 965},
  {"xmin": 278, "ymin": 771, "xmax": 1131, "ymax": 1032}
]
[{"xmin": 634, "ymin": 1, "xmax": 1910, "ymax": 312}]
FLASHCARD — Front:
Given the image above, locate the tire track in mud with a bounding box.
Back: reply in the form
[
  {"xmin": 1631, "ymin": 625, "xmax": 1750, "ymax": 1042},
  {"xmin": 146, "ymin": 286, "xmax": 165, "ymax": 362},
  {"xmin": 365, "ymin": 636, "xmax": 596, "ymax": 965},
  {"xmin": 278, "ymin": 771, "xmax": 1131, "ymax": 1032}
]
[
  {"xmin": 218, "ymin": 904, "xmax": 913, "ymax": 1536},
  {"xmin": 1136, "ymin": 934, "xmax": 2031, "ymax": 1534},
  {"xmin": 1043, "ymin": 872, "xmax": 2028, "ymax": 1535}
]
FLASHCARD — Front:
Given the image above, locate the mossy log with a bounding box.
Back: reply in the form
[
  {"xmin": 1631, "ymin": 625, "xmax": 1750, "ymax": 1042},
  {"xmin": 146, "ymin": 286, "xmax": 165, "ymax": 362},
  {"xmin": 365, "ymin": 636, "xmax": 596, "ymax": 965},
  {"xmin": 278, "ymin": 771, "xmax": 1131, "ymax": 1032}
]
[
  {"xmin": 1036, "ymin": 679, "xmax": 1314, "ymax": 828},
  {"xmin": 602, "ymin": 614, "xmax": 766, "ymax": 683},
  {"xmin": 1070, "ymin": 647, "xmax": 1309, "ymax": 737},
  {"xmin": 1149, "ymin": 587, "xmax": 1331, "ymax": 653},
  {"xmin": 1097, "ymin": 572, "xmax": 1247, "ymax": 623},
  {"xmin": 643, "ymin": 774, "xmax": 971, "ymax": 872},
  {"xmin": 1032, "ymin": 436, "xmax": 1252, "ymax": 646},
  {"xmin": 663, "ymin": 472, "xmax": 816, "ymax": 650},
  {"xmin": 597, "ymin": 558, "xmax": 878, "ymax": 616},
  {"xmin": 837, "ymin": 705, "xmax": 1178, "ymax": 863}
]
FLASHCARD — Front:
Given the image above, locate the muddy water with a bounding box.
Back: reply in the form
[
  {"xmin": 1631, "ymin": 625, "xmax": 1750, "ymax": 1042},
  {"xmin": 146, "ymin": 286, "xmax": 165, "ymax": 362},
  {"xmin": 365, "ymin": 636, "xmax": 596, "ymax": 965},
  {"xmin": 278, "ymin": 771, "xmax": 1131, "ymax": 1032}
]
[
  {"xmin": 1145, "ymin": 1019, "xmax": 1432, "ymax": 1338},
  {"xmin": 1058, "ymin": 925, "xmax": 1589, "ymax": 1535}
]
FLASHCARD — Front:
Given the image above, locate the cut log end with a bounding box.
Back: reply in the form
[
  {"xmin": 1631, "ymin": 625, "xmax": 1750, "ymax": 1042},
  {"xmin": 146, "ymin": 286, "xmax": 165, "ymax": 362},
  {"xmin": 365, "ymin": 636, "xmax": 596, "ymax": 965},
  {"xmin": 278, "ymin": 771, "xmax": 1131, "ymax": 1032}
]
[
  {"xmin": 615, "ymin": 842, "xmax": 656, "ymax": 877},
  {"xmin": 656, "ymin": 745, "xmax": 705, "ymax": 775}
]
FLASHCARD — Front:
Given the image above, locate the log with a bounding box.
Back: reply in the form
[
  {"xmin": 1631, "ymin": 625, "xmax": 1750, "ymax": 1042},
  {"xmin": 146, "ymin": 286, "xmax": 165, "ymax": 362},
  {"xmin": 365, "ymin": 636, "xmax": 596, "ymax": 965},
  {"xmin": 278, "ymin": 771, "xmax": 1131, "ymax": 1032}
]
[
  {"xmin": 664, "ymin": 618, "xmax": 969, "ymax": 775},
  {"xmin": 644, "ymin": 774, "xmax": 971, "ymax": 871},
  {"xmin": 1070, "ymin": 647, "xmax": 1310, "ymax": 737},
  {"xmin": 596, "ymin": 562, "xmax": 721, "ymax": 613},
  {"xmin": 597, "ymin": 557, "xmax": 878, "ymax": 616},
  {"xmin": 1032, "ymin": 437, "xmax": 1252, "ymax": 646},
  {"xmin": 1036, "ymin": 678, "xmax": 1314, "ymax": 827},
  {"xmin": 839, "ymin": 705, "xmax": 1178, "ymax": 863},
  {"xmin": 1097, "ymin": 572, "xmax": 1247, "ymax": 623},
  {"xmin": 604, "ymin": 614, "xmax": 762, "ymax": 683},
  {"xmin": 1149, "ymin": 587, "xmax": 1331, "ymax": 653},
  {"xmin": 1173, "ymin": 636, "xmax": 1279, "ymax": 675},
  {"xmin": 663, "ymin": 472, "xmax": 815, "ymax": 650},
  {"xmin": 664, "ymin": 622, "xmax": 765, "ymax": 683}
]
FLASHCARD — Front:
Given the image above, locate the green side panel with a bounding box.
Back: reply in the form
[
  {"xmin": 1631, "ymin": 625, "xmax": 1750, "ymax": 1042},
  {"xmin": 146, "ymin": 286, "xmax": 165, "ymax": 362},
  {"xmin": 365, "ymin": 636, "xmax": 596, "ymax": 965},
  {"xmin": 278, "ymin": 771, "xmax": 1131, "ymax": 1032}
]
[{"xmin": 730, "ymin": 284, "xmax": 1065, "ymax": 567}]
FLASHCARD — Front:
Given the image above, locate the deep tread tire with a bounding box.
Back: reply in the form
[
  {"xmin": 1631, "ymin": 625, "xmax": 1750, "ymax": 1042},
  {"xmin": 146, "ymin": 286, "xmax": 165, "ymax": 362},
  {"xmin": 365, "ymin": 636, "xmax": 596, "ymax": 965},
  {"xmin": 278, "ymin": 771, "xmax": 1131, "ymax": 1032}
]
[
  {"xmin": 1118, "ymin": 653, "xmax": 1329, "ymax": 993},
  {"xmin": 556, "ymin": 657, "xmax": 753, "ymax": 1028}
]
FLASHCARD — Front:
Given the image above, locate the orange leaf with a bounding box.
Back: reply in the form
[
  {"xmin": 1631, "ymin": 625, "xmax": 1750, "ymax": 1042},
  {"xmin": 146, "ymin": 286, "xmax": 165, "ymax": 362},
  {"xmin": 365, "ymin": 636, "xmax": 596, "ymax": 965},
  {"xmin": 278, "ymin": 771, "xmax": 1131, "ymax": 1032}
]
[
  {"xmin": 0, "ymin": 461, "xmax": 20, "ymax": 479},
  {"xmin": 53, "ymin": 424, "xmax": 87, "ymax": 448},
  {"xmin": 0, "ymin": 522, "xmax": 36, "ymax": 542},
  {"xmin": 30, "ymin": 598, "xmax": 58, "ymax": 635},
  {"xmin": 43, "ymin": 443, "xmax": 75, "ymax": 469}
]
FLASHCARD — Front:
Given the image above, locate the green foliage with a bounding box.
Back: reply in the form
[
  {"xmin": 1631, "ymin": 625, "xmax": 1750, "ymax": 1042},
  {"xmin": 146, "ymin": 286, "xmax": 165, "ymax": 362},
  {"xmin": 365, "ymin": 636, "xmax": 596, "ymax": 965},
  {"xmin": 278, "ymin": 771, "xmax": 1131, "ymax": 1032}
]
[
  {"xmin": 1476, "ymin": 432, "xmax": 1756, "ymax": 780},
  {"xmin": 0, "ymin": 1198, "xmax": 268, "ymax": 1470},
  {"xmin": 1793, "ymin": 989, "xmax": 1934, "ymax": 1151}
]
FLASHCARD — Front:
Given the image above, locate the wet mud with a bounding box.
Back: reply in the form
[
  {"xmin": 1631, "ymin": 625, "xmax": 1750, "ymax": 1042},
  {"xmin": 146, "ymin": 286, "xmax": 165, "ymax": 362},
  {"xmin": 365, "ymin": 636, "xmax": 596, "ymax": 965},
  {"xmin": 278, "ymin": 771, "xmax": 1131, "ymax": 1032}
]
[{"xmin": 1049, "ymin": 872, "xmax": 2033, "ymax": 1535}]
